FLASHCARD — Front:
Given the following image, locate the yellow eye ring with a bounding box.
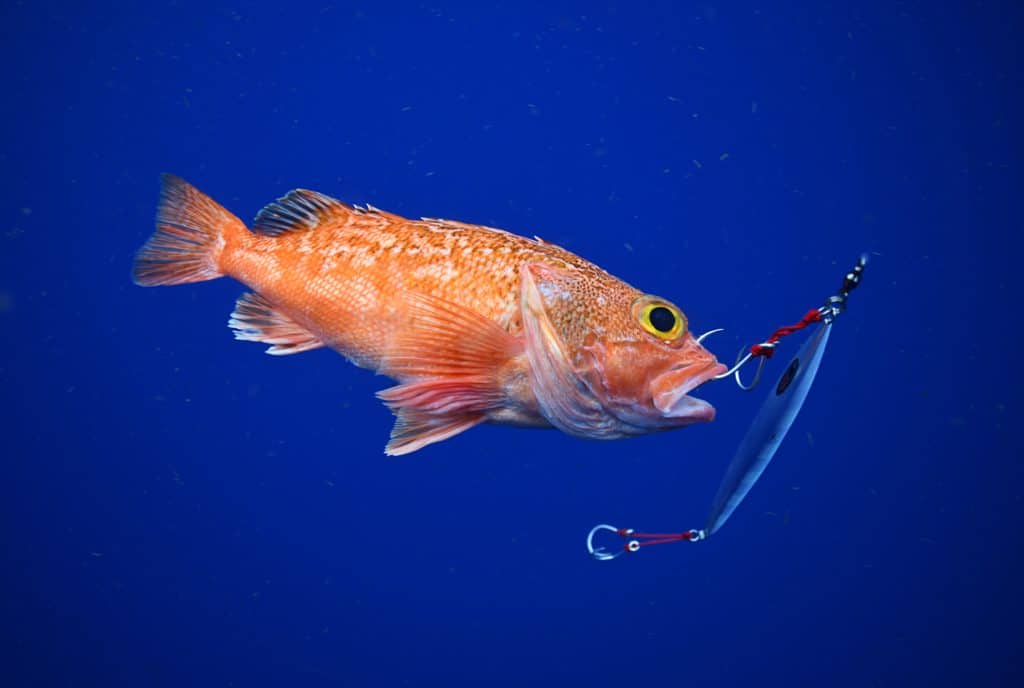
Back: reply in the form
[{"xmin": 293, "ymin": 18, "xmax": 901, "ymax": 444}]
[{"xmin": 633, "ymin": 296, "xmax": 687, "ymax": 341}]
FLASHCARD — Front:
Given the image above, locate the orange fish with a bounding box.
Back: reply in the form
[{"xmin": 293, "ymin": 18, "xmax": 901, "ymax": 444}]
[{"xmin": 134, "ymin": 175, "xmax": 727, "ymax": 454}]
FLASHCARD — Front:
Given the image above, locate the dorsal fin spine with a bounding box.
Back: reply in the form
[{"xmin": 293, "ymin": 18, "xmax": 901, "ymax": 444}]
[{"xmin": 252, "ymin": 189, "xmax": 349, "ymax": 236}]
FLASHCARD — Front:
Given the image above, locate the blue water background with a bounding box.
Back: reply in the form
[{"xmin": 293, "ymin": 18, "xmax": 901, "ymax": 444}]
[{"xmin": 2, "ymin": 2, "xmax": 1020, "ymax": 685}]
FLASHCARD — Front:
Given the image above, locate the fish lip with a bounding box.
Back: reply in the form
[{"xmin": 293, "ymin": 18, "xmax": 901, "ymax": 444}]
[
  {"xmin": 675, "ymin": 361, "xmax": 728, "ymax": 395},
  {"xmin": 653, "ymin": 361, "xmax": 729, "ymax": 420}
]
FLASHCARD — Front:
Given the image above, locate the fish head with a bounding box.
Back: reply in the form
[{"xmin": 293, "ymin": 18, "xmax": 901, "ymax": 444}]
[{"xmin": 520, "ymin": 263, "xmax": 727, "ymax": 438}]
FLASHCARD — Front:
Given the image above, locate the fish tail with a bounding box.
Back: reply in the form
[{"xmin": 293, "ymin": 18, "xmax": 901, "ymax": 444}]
[{"xmin": 132, "ymin": 174, "xmax": 248, "ymax": 286}]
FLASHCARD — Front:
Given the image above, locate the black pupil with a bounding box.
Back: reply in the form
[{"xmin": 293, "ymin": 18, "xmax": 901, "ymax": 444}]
[{"xmin": 648, "ymin": 306, "xmax": 676, "ymax": 333}]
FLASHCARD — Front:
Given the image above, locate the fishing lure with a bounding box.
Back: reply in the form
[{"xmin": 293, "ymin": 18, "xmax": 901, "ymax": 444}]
[{"xmin": 587, "ymin": 255, "xmax": 868, "ymax": 560}]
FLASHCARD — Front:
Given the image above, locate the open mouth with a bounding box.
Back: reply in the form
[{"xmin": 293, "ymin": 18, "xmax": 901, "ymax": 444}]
[{"xmin": 652, "ymin": 361, "xmax": 729, "ymax": 422}]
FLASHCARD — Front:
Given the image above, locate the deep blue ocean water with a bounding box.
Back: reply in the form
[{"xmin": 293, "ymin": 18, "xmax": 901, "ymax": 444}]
[{"xmin": 2, "ymin": 2, "xmax": 1020, "ymax": 685}]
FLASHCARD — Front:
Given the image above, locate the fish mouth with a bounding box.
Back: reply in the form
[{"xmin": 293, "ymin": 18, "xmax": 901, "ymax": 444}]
[{"xmin": 652, "ymin": 361, "xmax": 729, "ymax": 422}]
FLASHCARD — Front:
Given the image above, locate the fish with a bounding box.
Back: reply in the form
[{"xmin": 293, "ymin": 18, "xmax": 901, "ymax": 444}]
[{"xmin": 133, "ymin": 174, "xmax": 727, "ymax": 455}]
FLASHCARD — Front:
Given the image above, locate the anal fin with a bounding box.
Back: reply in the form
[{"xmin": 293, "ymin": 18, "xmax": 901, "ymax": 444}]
[{"xmin": 229, "ymin": 292, "xmax": 325, "ymax": 355}]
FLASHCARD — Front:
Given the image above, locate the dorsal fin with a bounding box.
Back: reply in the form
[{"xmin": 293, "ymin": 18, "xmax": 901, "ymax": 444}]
[{"xmin": 252, "ymin": 188, "xmax": 352, "ymax": 236}]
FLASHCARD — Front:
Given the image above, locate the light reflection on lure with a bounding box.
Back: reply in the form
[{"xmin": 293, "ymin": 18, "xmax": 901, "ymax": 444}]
[{"xmin": 587, "ymin": 255, "xmax": 868, "ymax": 561}]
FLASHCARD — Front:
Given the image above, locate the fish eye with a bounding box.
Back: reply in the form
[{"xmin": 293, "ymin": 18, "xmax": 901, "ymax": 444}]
[
  {"xmin": 648, "ymin": 306, "xmax": 676, "ymax": 333},
  {"xmin": 633, "ymin": 296, "xmax": 687, "ymax": 341}
]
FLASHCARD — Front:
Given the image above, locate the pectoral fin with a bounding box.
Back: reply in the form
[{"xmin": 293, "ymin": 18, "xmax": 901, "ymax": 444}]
[{"xmin": 375, "ymin": 292, "xmax": 522, "ymax": 454}]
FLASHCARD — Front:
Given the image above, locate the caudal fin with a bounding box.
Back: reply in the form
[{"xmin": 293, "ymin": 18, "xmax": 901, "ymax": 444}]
[{"xmin": 132, "ymin": 174, "xmax": 247, "ymax": 286}]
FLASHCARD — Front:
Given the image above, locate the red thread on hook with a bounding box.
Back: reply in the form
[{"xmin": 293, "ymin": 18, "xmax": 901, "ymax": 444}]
[
  {"xmin": 624, "ymin": 530, "xmax": 699, "ymax": 549},
  {"xmin": 750, "ymin": 308, "xmax": 823, "ymax": 358}
]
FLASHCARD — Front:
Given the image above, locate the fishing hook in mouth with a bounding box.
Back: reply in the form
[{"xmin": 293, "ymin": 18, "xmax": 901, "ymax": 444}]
[
  {"xmin": 696, "ymin": 327, "xmax": 767, "ymax": 391},
  {"xmin": 719, "ymin": 349, "xmax": 768, "ymax": 390}
]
